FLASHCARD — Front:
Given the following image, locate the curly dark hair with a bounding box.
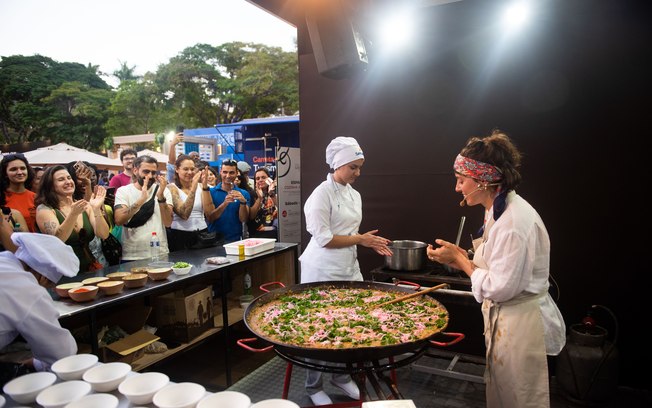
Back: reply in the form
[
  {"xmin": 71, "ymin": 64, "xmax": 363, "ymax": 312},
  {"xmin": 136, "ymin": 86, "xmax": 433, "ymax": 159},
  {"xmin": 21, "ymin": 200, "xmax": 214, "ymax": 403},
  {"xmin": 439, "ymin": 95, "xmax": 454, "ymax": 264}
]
[{"xmin": 459, "ymin": 129, "xmax": 522, "ymax": 192}]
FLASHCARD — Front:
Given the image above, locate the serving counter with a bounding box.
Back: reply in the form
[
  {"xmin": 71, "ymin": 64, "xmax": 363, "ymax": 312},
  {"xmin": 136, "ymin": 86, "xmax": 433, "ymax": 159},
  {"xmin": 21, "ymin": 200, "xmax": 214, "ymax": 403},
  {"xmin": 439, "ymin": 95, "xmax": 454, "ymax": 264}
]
[{"xmin": 53, "ymin": 243, "xmax": 299, "ymax": 387}]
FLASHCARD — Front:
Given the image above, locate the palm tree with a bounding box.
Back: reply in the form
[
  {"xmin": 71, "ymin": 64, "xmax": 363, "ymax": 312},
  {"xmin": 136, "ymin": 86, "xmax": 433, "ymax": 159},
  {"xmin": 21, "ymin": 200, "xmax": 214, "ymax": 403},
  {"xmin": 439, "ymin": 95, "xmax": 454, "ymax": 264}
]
[{"xmin": 113, "ymin": 61, "xmax": 140, "ymax": 83}]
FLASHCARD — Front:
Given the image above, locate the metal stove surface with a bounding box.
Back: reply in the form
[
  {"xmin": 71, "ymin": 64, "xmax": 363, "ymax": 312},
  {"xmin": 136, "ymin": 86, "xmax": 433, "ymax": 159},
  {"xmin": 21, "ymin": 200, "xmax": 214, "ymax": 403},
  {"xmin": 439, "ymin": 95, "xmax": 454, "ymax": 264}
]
[{"xmin": 370, "ymin": 262, "xmax": 471, "ymax": 290}]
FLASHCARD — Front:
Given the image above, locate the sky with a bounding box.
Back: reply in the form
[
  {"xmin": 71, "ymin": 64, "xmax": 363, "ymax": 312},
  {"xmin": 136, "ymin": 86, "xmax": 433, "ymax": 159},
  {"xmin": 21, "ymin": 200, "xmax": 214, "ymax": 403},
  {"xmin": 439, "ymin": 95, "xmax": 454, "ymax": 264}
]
[{"xmin": 0, "ymin": 0, "xmax": 297, "ymax": 85}]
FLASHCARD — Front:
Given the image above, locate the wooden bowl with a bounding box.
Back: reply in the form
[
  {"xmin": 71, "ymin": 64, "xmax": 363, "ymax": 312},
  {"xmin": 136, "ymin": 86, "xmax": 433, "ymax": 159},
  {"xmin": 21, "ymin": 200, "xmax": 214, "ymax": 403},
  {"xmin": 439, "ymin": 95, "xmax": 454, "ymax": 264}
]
[
  {"xmin": 82, "ymin": 276, "xmax": 109, "ymax": 286},
  {"xmin": 55, "ymin": 282, "xmax": 83, "ymax": 298},
  {"xmin": 106, "ymin": 272, "xmax": 131, "ymax": 281},
  {"xmin": 68, "ymin": 285, "xmax": 99, "ymax": 302},
  {"xmin": 97, "ymin": 280, "xmax": 125, "ymax": 296},
  {"xmin": 123, "ymin": 273, "xmax": 148, "ymax": 288},
  {"xmin": 147, "ymin": 267, "xmax": 172, "ymax": 281}
]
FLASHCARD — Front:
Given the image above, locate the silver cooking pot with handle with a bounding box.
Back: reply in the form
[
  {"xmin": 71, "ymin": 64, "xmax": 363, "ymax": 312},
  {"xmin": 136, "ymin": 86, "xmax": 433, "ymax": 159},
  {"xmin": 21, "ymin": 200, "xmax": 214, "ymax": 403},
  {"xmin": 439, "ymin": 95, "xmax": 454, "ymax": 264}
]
[{"xmin": 384, "ymin": 240, "xmax": 428, "ymax": 271}]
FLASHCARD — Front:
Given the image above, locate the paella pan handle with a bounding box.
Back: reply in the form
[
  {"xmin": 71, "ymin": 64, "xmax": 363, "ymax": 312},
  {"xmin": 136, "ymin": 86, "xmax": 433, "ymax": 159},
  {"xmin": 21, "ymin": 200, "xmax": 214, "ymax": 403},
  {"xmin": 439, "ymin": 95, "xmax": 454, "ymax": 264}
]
[
  {"xmin": 430, "ymin": 332, "xmax": 465, "ymax": 347},
  {"xmin": 393, "ymin": 280, "xmax": 421, "ymax": 290},
  {"xmin": 260, "ymin": 281, "xmax": 286, "ymax": 293},
  {"xmin": 237, "ymin": 337, "xmax": 274, "ymax": 353}
]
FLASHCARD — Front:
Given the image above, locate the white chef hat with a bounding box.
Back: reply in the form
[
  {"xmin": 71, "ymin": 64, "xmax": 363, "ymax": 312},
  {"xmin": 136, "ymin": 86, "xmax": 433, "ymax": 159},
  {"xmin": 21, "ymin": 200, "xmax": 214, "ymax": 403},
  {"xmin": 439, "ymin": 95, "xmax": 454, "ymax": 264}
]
[
  {"xmin": 325, "ymin": 137, "xmax": 364, "ymax": 170},
  {"xmin": 11, "ymin": 233, "xmax": 80, "ymax": 283}
]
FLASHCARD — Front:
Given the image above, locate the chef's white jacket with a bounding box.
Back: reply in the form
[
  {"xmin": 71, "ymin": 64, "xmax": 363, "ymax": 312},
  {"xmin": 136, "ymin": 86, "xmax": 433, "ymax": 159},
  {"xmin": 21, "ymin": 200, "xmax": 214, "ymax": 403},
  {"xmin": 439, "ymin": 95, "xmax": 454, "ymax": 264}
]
[
  {"xmin": 471, "ymin": 191, "xmax": 566, "ymax": 355},
  {"xmin": 0, "ymin": 251, "xmax": 77, "ymax": 371},
  {"xmin": 299, "ymin": 174, "xmax": 363, "ymax": 283}
]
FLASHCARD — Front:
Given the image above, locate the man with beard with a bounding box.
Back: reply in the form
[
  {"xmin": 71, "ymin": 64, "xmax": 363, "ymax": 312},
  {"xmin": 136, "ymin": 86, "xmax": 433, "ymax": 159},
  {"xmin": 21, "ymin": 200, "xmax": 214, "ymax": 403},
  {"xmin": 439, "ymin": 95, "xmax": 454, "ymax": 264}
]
[{"xmin": 114, "ymin": 155, "xmax": 172, "ymax": 261}]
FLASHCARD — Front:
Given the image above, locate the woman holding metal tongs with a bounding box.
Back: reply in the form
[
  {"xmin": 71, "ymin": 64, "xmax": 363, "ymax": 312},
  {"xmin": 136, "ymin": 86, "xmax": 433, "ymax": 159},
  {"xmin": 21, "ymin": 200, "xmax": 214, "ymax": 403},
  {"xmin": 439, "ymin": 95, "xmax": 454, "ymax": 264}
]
[{"xmin": 428, "ymin": 130, "xmax": 565, "ymax": 408}]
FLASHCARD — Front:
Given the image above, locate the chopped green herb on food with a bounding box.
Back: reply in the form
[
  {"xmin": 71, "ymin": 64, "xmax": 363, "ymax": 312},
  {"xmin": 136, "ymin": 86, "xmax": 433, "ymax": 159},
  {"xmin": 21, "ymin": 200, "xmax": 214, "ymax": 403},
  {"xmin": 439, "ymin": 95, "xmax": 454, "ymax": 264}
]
[{"xmin": 173, "ymin": 262, "xmax": 190, "ymax": 268}]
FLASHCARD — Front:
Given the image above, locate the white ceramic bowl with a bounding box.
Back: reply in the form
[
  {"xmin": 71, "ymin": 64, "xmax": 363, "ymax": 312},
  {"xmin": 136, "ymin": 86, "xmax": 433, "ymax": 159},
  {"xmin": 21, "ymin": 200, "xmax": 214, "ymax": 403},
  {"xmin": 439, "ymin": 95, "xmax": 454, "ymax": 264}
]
[
  {"xmin": 197, "ymin": 391, "xmax": 251, "ymax": 408},
  {"xmin": 172, "ymin": 265, "xmax": 192, "ymax": 275},
  {"xmin": 153, "ymin": 382, "xmax": 206, "ymax": 408},
  {"xmin": 2, "ymin": 371, "xmax": 57, "ymax": 404},
  {"xmin": 82, "ymin": 362, "xmax": 131, "ymax": 392},
  {"xmin": 64, "ymin": 393, "xmax": 119, "ymax": 408},
  {"xmin": 118, "ymin": 372, "xmax": 170, "ymax": 405},
  {"xmin": 250, "ymin": 399, "xmax": 300, "ymax": 408},
  {"xmin": 35, "ymin": 380, "xmax": 91, "ymax": 408},
  {"xmin": 51, "ymin": 353, "xmax": 98, "ymax": 381}
]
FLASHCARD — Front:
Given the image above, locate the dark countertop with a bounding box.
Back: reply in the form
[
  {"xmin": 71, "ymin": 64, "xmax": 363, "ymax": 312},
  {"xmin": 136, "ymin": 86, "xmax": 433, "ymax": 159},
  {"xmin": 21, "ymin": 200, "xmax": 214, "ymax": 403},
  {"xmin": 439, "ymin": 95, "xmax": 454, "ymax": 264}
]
[{"xmin": 53, "ymin": 243, "xmax": 299, "ymax": 318}]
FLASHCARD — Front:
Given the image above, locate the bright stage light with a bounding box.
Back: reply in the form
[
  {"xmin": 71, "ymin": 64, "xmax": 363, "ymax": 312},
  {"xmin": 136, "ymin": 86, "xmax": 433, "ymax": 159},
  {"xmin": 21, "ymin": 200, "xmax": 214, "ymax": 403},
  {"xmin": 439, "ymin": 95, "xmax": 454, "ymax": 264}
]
[
  {"xmin": 502, "ymin": 1, "xmax": 531, "ymax": 31},
  {"xmin": 376, "ymin": 9, "xmax": 415, "ymax": 52}
]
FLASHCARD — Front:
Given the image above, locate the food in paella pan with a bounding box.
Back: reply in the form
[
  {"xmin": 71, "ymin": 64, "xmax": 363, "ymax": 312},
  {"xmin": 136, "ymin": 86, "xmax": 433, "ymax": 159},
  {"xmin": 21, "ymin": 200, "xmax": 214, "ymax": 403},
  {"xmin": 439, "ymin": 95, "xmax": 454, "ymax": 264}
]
[{"xmin": 248, "ymin": 286, "xmax": 448, "ymax": 349}]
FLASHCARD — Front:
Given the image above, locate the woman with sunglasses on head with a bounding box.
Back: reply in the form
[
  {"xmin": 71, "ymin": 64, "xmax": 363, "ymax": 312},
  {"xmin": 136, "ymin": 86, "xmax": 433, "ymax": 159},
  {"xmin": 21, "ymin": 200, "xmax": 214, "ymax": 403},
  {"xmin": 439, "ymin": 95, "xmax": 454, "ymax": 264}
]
[
  {"xmin": 166, "ymin": 154, "xmax": 209, "ymax": 251},
  {"xmin": 35, "ymin": 165, "xmax": 110, "ymax": 272},
  {"xmin": 428, "ymin": 130, "xmax": 565, "ymax": 408},
  {"xmin": 0, "ymin": 153, "xmax": 37, "ymax": 232}
]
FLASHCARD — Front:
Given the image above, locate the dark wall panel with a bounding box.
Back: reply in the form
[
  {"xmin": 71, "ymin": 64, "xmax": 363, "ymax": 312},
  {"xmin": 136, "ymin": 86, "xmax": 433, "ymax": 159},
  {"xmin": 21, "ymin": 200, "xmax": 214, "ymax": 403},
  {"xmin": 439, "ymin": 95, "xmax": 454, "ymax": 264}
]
[{"xmin": 297, "ymin": 0, "xmax": 649, "ymax": 389}]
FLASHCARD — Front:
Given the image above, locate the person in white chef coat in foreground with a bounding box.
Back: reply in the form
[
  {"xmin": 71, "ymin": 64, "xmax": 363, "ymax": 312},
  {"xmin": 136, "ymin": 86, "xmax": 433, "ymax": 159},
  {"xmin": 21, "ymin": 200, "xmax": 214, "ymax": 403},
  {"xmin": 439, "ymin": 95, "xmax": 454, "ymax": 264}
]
[
  {"xmin": 299, "ymin": 136, "xmax": 392, "ymax": 406},
  {"xmin": 0, "ymin": 220, "xmax": 79, "ymax": 384},
  {"xmin": 428, "ymin": 130, "xmax": 566, "ymax": 408}
]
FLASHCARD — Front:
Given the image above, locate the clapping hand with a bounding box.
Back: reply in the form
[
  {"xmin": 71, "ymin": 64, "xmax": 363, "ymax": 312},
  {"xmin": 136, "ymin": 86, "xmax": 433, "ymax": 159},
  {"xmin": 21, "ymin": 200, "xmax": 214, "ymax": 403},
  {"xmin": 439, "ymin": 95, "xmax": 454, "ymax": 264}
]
[{"xmin": 89, "ymin": 185, "xmax": 106, "ymax": 210}]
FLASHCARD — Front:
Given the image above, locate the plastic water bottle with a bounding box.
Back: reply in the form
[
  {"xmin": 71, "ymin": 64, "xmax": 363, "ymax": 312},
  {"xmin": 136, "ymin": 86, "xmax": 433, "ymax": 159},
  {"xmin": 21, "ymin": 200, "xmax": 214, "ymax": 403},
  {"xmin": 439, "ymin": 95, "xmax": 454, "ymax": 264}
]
[
  {"xmin": 244, "ymin": 270, "xmax": 252, "ymax": 296},
  {"xmin": 150, "ymin": 232, "xmax": 160, "ymax": 261}
]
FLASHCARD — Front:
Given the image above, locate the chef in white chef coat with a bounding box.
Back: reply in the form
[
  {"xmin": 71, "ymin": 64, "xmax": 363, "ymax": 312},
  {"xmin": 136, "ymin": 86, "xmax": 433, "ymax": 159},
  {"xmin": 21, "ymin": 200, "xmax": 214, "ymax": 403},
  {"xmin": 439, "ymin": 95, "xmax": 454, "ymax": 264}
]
[
  {"xmin": 427, "ymin": 130, "xmax": 566, "ymax": 408},
  {"xmin": 299, "ymin": 136, "xmax": 392, "ymax": 406},
  {"xmin": 0, "ymin": 222, "xmax": 80, "ymax": 380}
]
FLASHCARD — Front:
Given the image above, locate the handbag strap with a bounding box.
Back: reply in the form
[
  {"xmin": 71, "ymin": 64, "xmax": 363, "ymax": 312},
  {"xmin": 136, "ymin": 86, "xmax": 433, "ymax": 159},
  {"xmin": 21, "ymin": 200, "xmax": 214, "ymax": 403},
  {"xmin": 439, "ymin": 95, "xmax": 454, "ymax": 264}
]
[{"xmin": 124, "ymin": 185, "xmax": 159, "ymax": 228}]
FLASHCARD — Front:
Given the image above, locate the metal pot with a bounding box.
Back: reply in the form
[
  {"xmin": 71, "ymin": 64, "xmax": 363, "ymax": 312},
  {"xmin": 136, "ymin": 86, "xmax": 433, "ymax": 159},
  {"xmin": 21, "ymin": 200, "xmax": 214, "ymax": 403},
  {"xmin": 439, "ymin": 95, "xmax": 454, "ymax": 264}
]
[
  {"xmin": 384, "ymin": 240, "xmax": 427, "ymax": 271},
  {"xmin": 243, "ymin": 280, "xmax": 459, "ymax": 362}
]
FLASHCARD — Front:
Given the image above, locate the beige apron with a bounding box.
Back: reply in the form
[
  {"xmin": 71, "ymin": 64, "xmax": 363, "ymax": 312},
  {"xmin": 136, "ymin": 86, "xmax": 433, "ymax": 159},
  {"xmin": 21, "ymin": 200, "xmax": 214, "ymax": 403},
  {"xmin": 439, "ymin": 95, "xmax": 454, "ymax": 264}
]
[{"xmin": 473, "ymin": 224, "xmax": 550, "ymax": 408}]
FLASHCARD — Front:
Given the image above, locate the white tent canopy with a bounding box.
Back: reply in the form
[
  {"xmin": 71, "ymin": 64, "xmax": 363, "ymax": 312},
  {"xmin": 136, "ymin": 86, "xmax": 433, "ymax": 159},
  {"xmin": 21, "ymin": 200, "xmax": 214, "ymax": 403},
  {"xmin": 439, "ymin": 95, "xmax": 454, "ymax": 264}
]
[
  {"xmin": 23, "ymin": 143, "xmax": 122, "ymax": 170},
  {"xmin": 137, "ymin": 149, "xmax": 168, "ymax": 164}
]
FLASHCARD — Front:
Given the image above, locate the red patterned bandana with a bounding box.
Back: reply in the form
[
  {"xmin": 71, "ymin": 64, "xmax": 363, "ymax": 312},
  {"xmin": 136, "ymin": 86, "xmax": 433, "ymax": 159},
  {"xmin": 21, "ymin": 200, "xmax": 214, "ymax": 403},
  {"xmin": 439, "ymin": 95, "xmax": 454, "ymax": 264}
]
[{"xmin": 453, "ymin": 154, "xmax": 503, "ymax": 183}]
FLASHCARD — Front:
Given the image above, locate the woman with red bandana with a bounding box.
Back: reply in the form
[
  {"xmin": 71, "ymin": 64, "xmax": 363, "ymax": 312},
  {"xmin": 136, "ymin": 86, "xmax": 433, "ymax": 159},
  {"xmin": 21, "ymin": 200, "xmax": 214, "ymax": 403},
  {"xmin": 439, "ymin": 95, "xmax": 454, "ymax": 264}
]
[{"xmin": 428, "ymin": 130, "xmax": 565, "ymax": 408}]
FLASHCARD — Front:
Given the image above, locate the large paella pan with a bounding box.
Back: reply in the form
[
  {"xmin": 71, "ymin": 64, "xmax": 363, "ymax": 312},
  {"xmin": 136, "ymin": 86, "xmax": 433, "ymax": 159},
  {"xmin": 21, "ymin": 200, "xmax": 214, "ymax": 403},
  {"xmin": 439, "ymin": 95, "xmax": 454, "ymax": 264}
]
[{"xmin": 243, "ymin": 280, "xmax": 462, "ymax": 362}]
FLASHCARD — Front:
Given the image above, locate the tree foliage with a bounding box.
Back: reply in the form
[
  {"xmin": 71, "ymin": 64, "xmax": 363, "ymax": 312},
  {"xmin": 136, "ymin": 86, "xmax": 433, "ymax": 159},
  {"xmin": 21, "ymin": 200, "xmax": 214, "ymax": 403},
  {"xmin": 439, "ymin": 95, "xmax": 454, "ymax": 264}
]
[
  {"xmin": 154, "ymin": 42, "xmax": 299, "ymax": 125},
  {"xmin": 1, "ymin": 42, "xmax": 298, "ymax": 151},
  {"xmin": 0, "ymin": 55, "xmax": 111, "ymax": 150}
]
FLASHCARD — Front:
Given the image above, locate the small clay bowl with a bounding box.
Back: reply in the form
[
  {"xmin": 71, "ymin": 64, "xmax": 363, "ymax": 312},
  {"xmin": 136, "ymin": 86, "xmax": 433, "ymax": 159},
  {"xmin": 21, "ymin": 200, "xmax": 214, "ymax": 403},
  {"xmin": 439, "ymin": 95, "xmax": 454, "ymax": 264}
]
[
  {"xmin": 68, "ymin": 285, "xmax": 99, "ymax": 302},
  {"xmin": 97, "ymin": 280, "xmax": 125, "ymax": 296},
  {"xmin": 130, "ymin": 266, "xmax": 148, "ymax": 273},
  {"xmin": 82, "ymin": 276, "xmax": 109, "ymax": 286},
  {"xmin": 55, "ymin": 282, "xmax": 83, "ymax": 298},
  {"xmin": 147, "ymin": 267, "xmax": 172, "ymax": 281},
  {"xmin": 123, "ymin": 273, "xmax": 148, "ymax": 288},
  {"xmin": 106, "ymin": 272, "xmax": 130, "ymax": 281}
]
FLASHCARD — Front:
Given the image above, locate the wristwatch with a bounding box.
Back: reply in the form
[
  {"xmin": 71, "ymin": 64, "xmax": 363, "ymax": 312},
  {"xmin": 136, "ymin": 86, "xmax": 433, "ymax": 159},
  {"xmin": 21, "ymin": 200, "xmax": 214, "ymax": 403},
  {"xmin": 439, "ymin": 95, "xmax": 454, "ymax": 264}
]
[{"xmin": 157, "ymin": 197, "xmax": 167, "ymax": 203}]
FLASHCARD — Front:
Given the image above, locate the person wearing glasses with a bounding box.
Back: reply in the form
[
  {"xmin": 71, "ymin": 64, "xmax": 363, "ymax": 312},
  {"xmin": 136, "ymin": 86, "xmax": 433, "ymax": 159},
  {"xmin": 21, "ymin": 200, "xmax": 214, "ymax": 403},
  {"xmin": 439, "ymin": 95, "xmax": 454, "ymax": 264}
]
[
  {"xmin": 299, "ymin": 137, "xmax": 393, "ymax": 406},
  {"xmin": 114, "ymin": 155, "xmax": 173, "ymax": 260},
  {"xmin": 109, "ymin": 148, "xmax": 138, "ymax": 189},
  {"xmin": 0, "ymin": 153, "xmax": 37, "ymax": 232},
  {"xmin": 201, "ymin": 159, "xmax": 250, "ymax": 243},
  {"xmin": 35, "ymin": 165, "xmax": 110, "ymax": 272}
]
